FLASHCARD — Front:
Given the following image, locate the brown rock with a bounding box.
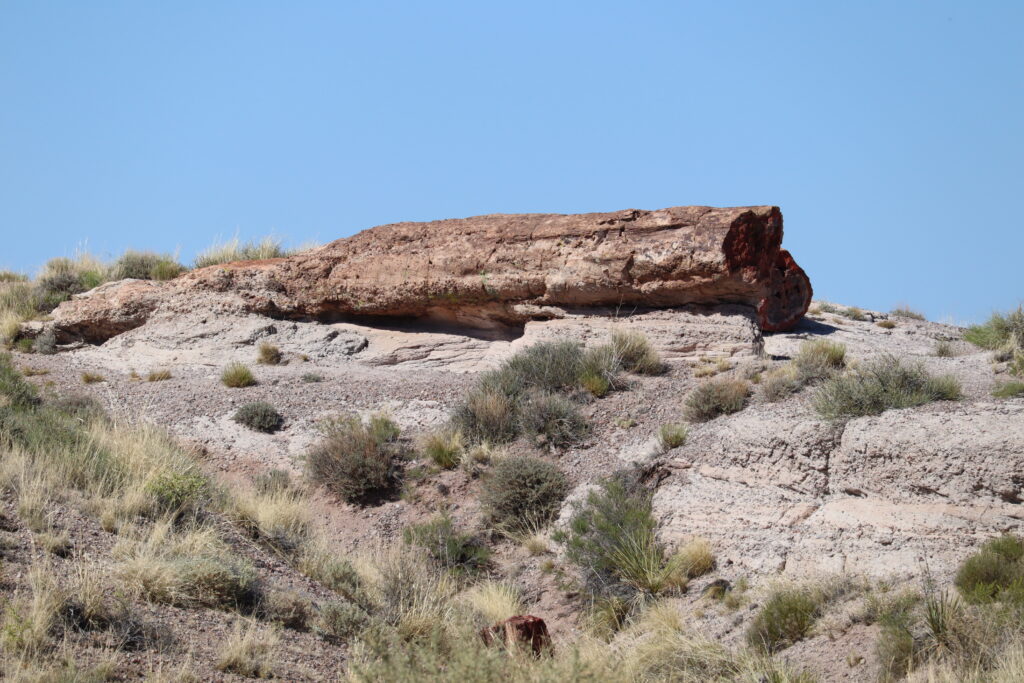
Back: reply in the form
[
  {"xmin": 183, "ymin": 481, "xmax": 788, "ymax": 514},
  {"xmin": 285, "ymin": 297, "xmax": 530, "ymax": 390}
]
[
  {"xmin": 47, "ymin": 206, "xmax": 811, "ymax": 343},
  {"xmin": 480, "ymin": 615, "xmax": 552, "ymax": 656}
]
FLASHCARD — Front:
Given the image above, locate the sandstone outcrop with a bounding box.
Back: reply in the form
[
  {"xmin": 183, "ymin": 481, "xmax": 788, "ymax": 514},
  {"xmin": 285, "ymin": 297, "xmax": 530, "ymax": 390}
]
[{"xmin": 45, "ymin": 205, "xmax": 811, "ymax": 344}]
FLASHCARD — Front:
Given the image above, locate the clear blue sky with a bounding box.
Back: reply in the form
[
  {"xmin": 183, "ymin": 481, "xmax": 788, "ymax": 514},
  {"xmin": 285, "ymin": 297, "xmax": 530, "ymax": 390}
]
[{"xmin": 1, "ymin": 2, "xmax": 1021, "ymax": 323}]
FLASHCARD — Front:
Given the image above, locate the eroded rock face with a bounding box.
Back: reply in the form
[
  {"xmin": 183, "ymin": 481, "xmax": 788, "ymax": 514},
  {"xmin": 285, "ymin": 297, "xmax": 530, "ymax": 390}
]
[{"xmin": 46, "ymin": 205, "xmax": 811, "ymax": 344}]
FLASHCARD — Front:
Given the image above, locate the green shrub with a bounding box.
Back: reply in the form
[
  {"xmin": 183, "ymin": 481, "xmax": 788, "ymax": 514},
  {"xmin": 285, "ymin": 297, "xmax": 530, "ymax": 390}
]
[
  {"xmin": 110, "ymin": 251, "xmax": 185, "ymax": 281},
  {"xmin": 257, "ymin": 342, "xmax": 282, "ymax": 365},
  {"xmin": 813, "ymin": 355, "xmax": 961, "ymax": 420},
  {"xmin": 964, "ymin": 306, "xmax": 1024, "ymax": 350},
  {"xmin": 683, "ymin": 378, "xmax": 749, "ymax": 422},
  {"xmin": 658, "ymin": 424, "xmax": 688, "ymax": 450},
  {"xmin": 221, "ymin": 362, "xmax": 256, "ymax": 388},
  {"xmin": 145, "ymin": 470, "xmax": 209, "ymax": 516},
  {"xmin": 316, "ymin": 601, "xmax": 370, "ymax": 642},
  {"xmin": 517, "ymin": 390, "xmax": 588, "ymax": 447},
  {"xmin": 480, "ymin": 456, "xmax": 568, "ymax": 532},
  {"xmin": 579, "ymin": 345, "xmax": 619, "ymax": 397},
  {"xmin": 304, "ymin": 415, "xmax": 404, "ymax": 503},
  {"xmin": 954, "ymin": 534, "xmax": 1024, "ymax": 604},
  {"xmin": 402, "ymin": 514, "xmax": 490, "ymax": 575},
  {"xmin": 563, "ymin": 476, "xmax": 683, "ymax": 598},
  {"xmin": 890, "ymin": 306, "xmax": 926, "ymax": 321},
  {"xmin": 843, "ymin": 307, "xmax": 867, "ymax": 321},
  {"xmin": 993, "ymin": 381, "xmax": 1024, "ymax": 398},
  {"xmin": 451, "ymin": 385, "xmax": 519, "ymax": 444},
  {"xmin": 0, "ymin": 353, "xmax": 40, "ymax": 409},
  {"xmin": 420, "ymin": 429, "xmax": 464, "ymax": 469},
  {"xmin": 793, "ymin": 339, "xmax": 846, "ymax": 381},
  {"xmin": 233, "ymin": 402, "xmax": 284, "ymax": 433},
  {"xmin": 611, "ymin": 330, "xmax": 664, "ymax": 375},
  {"xmin": 32, "ymin": 255, "xmax": 107, "ymax": 313},
  {"xmin": 194, "ymin": 236, "xmax": 292, "ymax": 268},
  {"xmin": 746, "ymin": 587, "xmax": 823, "ymax": 653}
]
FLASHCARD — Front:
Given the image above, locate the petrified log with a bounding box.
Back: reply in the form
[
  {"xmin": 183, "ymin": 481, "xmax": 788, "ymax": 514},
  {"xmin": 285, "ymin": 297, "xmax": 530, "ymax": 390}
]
[
  {"xmin": 480, "ymin": 615, "xmax": 552, "ymax": 656},
  {"xmin": 45, "ymin": 206, "xmax": 811, "ymax": 343}
]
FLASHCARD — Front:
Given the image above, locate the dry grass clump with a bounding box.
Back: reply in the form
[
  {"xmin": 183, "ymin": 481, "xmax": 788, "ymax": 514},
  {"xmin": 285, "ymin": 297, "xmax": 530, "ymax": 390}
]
[
  {"xmin": 658, "ymin": 423, "xmax": 688, "ymax": 450},
  {"xmin": 683, "ymin": 378, "xmax": 749, "ymax": 422},
  {"xmin": 256, "ymin": 341, "xmax": 282, "ymax": 365},
  {"xmin": 81, "ymin": 371, "xmax": 106, "ymax": 384},
  {"xmin": 402, "ymin": 514, "xmax": 491, "ymax": 576},
  {"xmin": 517, "ymin": 390, "xmax": 588, "ymax": 448},
  {"xmin": 611, "ymin": 329, "xmax": 665, "ymax": 375},
  {"xmin": 194, "ymin": 236, "xmax": 300, "ymax": 268},
  {"xmin": 258, "ymin": 590, "xmax": 312, "ymax": 630},
  {"xmin": 993, "ymin": 381, "xmax": 1024, "ymax": 399},
  {"xmin": 933, "ymin": 340, "xmax": 957, "ymax": 357},
  {"xmin": 316, "ymin": 601, "xmax": 371, "ymax": 643},
  {"xmin": 965, "ymin": 305, "xmax": 1024, "ymax": 376},
  {"xmin": 876, "ymin": 319, "xmax": 897, "ymax": 329},
  {"xmin": 230, "ymin": 487, "xmax": 312, "ymax": 556},
  {"xmin": 461, "ymin": 581, "xmax": 524, "ymax": 624},
  {"xmin": 146, "ymin": 369, "xmax": 172, "ymax": 382},
  {"xmin": 216, "ymin": 621, "xmax": 279, "ymax": 678},
  {"xmin": 419, "ymin": 428, "xmax": 464, "ymax": 469},
  {"xmin": 110, "ymin": 251, "xmax": 185, "ymax": 281},
  {"xmin": 480, "ymin": 456, "xmax": 568, "ymax": 533},
  {"xmin": 221, "ymin": 362, "xmax": 256, "ymax": 388},
  {"xmin": 813, "ymin": 354, "xmax": 961, "ymax": 420},
  {"xmin": 232, "ymin": 401, "xmax": 284, "ymax": 433},
  {"xmin": 891, "ymin": 306, "xmax": 926, "ymax": 320},
  {"xmin": 843, "ymin": 306, "xmax": 867, "ymax": 321},
  {"xmin": 303, "ymin": 414, "xmax": 404, "ymax": 503}
]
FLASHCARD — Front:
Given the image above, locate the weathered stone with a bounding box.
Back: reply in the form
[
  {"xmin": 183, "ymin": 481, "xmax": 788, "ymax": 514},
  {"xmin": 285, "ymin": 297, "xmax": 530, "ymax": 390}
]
[{"xmin": 45, "ymin": 205, "xmax": 811, "ymax": 344}]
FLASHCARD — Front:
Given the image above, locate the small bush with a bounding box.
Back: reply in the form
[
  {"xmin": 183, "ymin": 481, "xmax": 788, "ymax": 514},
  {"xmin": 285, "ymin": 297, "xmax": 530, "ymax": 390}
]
[
  {"xmin": 301, "ymin": 372, "xmax": 323, "ymax": 383},
  {"xmin": 844, "ymin": 307, "xmax": 867, "ymax": 321},
  {"xmin": 0, "ymin": 353, "xmax": 40, "ymax": 409},
  {"xmin": 316, "ymin": 601, "xmax": 370, "ymax": 642},
  {"xmin": 110, "ymin": 251, "xmax": 185, "ymax": 281},
  {"xmin": 480, "ymin": 456, "xmax": 568, "ymax": 532},
  {"xmin": 954, "ymin": 534, "xmax": 1024, "ymax": 604},
  {"xmin": 759, "ymin": 365, "xmax": 801, "ymax": 403},
  {"xmin": 965, "ymin": 306, "xmax": 1024, "ymax": 349},
  {"xmin": 81, "ymin": 372, "xmax": 106, "ymax": 384},
  {"xmin": 32, "ymin": 255, "xmax": 107, "ymax": 313},
  {"xmin": 813, "ymin": 355, "xmax": 961, "ymax": 420},
  {"xmin": 253, "ymin": 469, "xmax": 297, "ymax": 497},
  {"xmin": 420, "ymin": 429, "xmax": 464, "ymax": 469},
  {"xmin": 579, "ymin": 345, "xmax": 619, "ymax": 397},
  {"xmin": 145, "ymin": 470, "xmax": 209, "ymax": 517},
  {"xmin": 304, "ymin": 414, "xmax": 404, "ymax": 503},
  {"xmin": 216, "ymin": 621, "xmax": 278, "ymax": 678},
  {"xmin": 222, "ymin": 362, "xmax": 256, "ymax": 388},
  {"xmin": 658, "ymin": 423, "xmax": 688, "ymax": 450},
  {"xmin": 793, "ymin": 339, "xmax": 846, "ymax": 381},
  {"xmin": 993, "ymin": 381, "xmax": 1024, "ymax": 398},
  {"xmin": 563, "ymin": 476, "xmax": 685, "ymax": 598},
  {"xmin": 451, "ymin": 385, "xmax": 519, "ymax": 444},
  {"xmin": 611, "ymin": 330, "xmax": 664, "ymax": 375},
  {"xmin": 683, "ymin": 378, "xmax": 749, "ymax": 422},
  {"xmin": 195, "ymin": 236, "xmax": 292, "ymax": 268},
  {"xmin": 258, "ymin": 590, "xmax": 312, "ymax": 630},
  {"xmin": 876, "ymin": 320, "xmax": 897, "ymax": 329},
  {"xmin": 890, "ymin": 306, "xmax": 926, "ymax": 321},
  {"xmin": 403, "ymin": 514, "xmax": 491, "ymax": 575},
  {"xmin": 256, "ymin": 342, "xmax": 282, "ymax": 365},
  {"xmin": 146, "ymin": 369, "xmax": 172, "ymax": 382},
  {"xmin": 933, "ymin": 340, "xmax": 956, "ymax": 357},
  {"xmin": 233, "ymin": 402, "xmax": 284, "ymax": 433},
  {"xmin": 746, "ymin": 587, "xmax": 823, "ymax": 653},
  {"xmin": 517, "ymin": 390, "xmax": 588, "ymax": 447}
]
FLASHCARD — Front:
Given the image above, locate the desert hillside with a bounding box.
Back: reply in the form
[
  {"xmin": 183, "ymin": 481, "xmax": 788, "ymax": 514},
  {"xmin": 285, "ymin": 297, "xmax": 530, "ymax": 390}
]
[{"xmin": 1, "ymin": 210, "xmax": 1023, "ymax": 682}]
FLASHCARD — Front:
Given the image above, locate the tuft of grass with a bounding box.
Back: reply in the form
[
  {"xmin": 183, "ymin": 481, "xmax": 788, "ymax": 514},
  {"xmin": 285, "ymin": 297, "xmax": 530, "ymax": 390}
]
[
  {"xmin": 195, "ymin": 236, "xmax": 293, "ymax": 268},
  {"xmin": 611, "ymin": 330, "xmax": 664, "ymax": 375},
  {"xmin": 517, "ymin": 390, "xmax": 588, "ymax": 447},
  {"xmin": 876, "ymin": 320, "xmax": 897, "ymax": 329},
  {"xmin": 233, "ymin": 402, "xmax": 284, "ymax": 433},
  {"xmin": 303, "ymin": 414, "xmax": 404, "ymax": 503},
  {"xmin": 683, "ymin": 378, "xmax": 749, "ymax": 422},
  {"xmin": 301, "ymin": 372, "xmax": 323, "ymax": 383},
  {"xmin": 480, "ymin": 456, "xmax": 568, "ymax": 533},
  {"xmin": 793, "ymin": 339, "xmax": 847, "ymax": 380},
  {"xmin": 813, "ymin": 354, "xmax": 961, "ymax": 420},
  {"xmin": 965, "ymin": 306, "xmax": 1024, "ymax": 376},
  {"xmin": 216, "ymin": 621, "xmax": 279, "ymax": 678},
  {"xmin": 146, "ymin": 369, "xmax": 172, "ymax": 382},
  {"xmin": 258, "ymin": 590, "xmax": 312, "ymax": 630},
  {"xmin": 110, "ymin": 250, "xmax": 185, "ymax": 281},
  {"xmin": 890, "ymin": 306, "xmax": 926, "ymax": 321},
  {"xmin": 843, "ymin": 307, "xmax": 867, "ymax": 321},
  {"xmin": 672, "ymin": 537, "xmax": 715, "ymax": 579},
  {"xmin": 933, "ymin": 340, "xmax": 957, "ymax": 357},
  {"xmin": 32, "ymin": 253, "xmax": 108, "ymax": 313},
  {"xmin": 451, "ymin": 384, "xmax": 520, "ymax": 444},
  {"xmin": 36, "ymin": 531, "xmax": 71, "ymax": 556},
  {"xmin": 81, "ymin": 371, "xmax": 106, "ymax": 384},
  {"xmin": 402, "ymin": 514, "xmax": 491, "ymax": 575},
  {"xmin": 746, "ymin": 586, "xmax": 824, "ymax": 653},
  {"xmin": 420, "ymin": 428, "xmax": 464, "ymax": 469},
  {"xmin": 954, "ymin": 534, "xmax": 1024, "ymax": 604},
  {"xmin": 658, "ymin": 423, "xmax": 688, "ymax": 450},
  {"xmin": 316, "ymin": 601, "xmax": 370, "ymax": 643},
  {"xmin": 462, "ymin": 581, "xmax": 524, "ymax": 625},
  {"xmin": 993, "ymin": 381, "xmax": 1024, "ymax": 398},
  {"xmin": 256, "ymin": 341, "xmax": 282, "ymax": 365},
  {"xmin": 221, "ymin": 362, "xmax": 256, "ymax": 388}
]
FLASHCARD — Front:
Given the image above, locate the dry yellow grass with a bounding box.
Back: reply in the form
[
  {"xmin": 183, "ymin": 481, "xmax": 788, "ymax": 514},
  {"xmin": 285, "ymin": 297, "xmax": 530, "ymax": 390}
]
[{"xmin": 462, "ymin": 581, "xmax": 524, "ymax": 624}]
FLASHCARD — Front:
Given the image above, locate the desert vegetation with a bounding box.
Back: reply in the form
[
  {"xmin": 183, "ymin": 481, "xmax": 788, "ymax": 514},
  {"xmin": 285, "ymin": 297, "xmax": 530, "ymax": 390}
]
[
  {"xmin": 233, "ymin": 401, "xmax": 285, "ymax": 433},
  {"xmin": 760, "ymin": 339, "xmax": 847, "ymax": 402},
  {"xmin": 221, "ymin": 361, "xmax": 257, "ymax": 388},
  {"xmin": 966, "ymin": 305, "xmax": 1024, "ymax": 376},
  {"xmin": 303, "ymin": 413, "xmax": 405, "ymax": 502},
  {"xmin": 683, "ymin": 377, "xmax": 749, "ymax": 422}
]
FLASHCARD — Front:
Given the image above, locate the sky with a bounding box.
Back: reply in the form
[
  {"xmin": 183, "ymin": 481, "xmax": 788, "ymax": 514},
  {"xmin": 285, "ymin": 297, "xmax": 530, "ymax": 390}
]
[{"xmin": 1, "ymin": 1, "xmax": 1021, "ymax": 324}]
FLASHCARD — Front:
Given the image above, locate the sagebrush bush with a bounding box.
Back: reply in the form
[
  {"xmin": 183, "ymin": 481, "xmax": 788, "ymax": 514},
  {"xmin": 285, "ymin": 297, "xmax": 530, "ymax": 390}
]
[
  {"xmin": 517, "ymin": 390, "xmax": 588, "ymax": 447},
  {"xmin": 813, "ymin": 355, "xmax": 961, "ymax": 420},
  {"xmin": 110, "ymin": 251, "xmax": 185, "ymax": 281},
  {"xmin": 843, "ymin": 307, "xmax": 867, "ymax": 321},
  {"xmin": 611, "ymin": 330, "xmax": 664, "ymax": 375},
  {"xmin": 451, "ymin": 385, "xmax": 519, "ymax": 444},
  {"xmin": 683, "ymin": 378, "xmax": 749, "ymax": 422},
  {"xmin": 793, "ymin": 339, "xmax": 846, "ymax": 380},
  {"xmin": 480, "ymin": 456, "xmax": 568, "ymax": 532},
  {"xmin": 257, "ymin": 342, "xmax": 282, "ymax": 365},
  {"xmin": 563, "ymin": 476, "xmax": 684, "ymax": 599},
  {"xmin": 746, "ymin": 587, "xmax": 824, "ymax": 653},
  {"xmin": 258, "ymin": 590, "xmax": 312, "ymax": 630},
  {"xmin": 954, "ymin": 534, "xmax": 1024, "ymax": 604},
  {"xmin": 658, "ymin": 423, "xmax": 688, "ymax": 450},
  {"xmin": 316, "ymin": 601, "xmax": 370, "ymax": 643},
  {"xmin": 233, "ymin": 402, "xmax": 284, "ymax": 433},
  {"xmin": 304, "ymin": 414, "xmax": 403, "ymax": 503},
  {"xmin": 403, "ymin": 514, "xmax": 491, "ymax": 575},
  {"xmin": 221, "ymin": 362, "xmax": 256, "ymax": 388},
  {"xmin": 420, "ymin": 428, "xmax": 464, "ymax": 469}
]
